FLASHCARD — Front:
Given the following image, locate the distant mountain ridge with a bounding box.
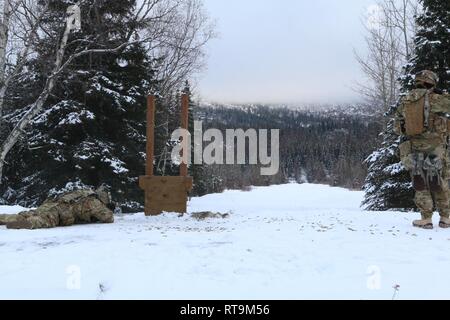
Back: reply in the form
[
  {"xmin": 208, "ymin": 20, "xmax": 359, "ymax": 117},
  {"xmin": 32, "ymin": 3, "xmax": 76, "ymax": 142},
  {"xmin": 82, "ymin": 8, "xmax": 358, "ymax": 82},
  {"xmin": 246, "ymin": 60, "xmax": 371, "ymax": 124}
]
[
  {"xmin": 199, "ymin": 101, "xmax": 377, "ymax": 118},
  {"xmin": 191, "ymin": 102, "xmax": 382, "ymax": 194}
]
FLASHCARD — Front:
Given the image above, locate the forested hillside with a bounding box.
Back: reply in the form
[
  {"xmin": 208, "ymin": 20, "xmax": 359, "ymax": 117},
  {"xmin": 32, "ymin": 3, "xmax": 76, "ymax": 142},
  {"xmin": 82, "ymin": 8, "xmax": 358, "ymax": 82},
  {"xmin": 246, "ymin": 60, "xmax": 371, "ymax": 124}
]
[{"xmin": 194, "ymin": 104, "xmax": 382, "ymax": 195}]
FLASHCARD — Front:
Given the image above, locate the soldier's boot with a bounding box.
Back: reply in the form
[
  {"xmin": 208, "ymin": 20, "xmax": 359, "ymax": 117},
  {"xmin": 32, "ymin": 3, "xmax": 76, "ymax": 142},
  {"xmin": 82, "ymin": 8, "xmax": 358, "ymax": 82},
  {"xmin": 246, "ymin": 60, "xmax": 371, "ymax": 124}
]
[
  {"xmin": 439, "ymin": 217, "xmax": 450, "ymax": 229},
  {"xmin": 6, "ymin": 210, "xmax": 59, "ymax": 230},
  {"xmin": 7, "ymin": 218, "xmax": 34, "ymax": 230},
  {"xmin": 413, "ymin": 218, "xmax": 434, "ymax": 230},
  {"xmin": 433, "ymin": 184, "xmax": 450, "ymax": 229},
  {"xmin": 414, "ymin": 191, "xmax": 434, "ymax": 229},
  {"xmin": 0, "ymin": 214, "xmax": 18, "ymax": 226}
]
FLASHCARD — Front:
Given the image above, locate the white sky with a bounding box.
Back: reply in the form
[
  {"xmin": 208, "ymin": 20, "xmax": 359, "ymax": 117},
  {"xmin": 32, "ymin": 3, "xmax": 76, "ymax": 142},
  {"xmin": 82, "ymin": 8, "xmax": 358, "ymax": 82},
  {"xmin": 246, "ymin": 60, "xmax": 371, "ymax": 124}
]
[{"xmin": 198, "ymin": 0, "xmax": 377, "ymax": 104}]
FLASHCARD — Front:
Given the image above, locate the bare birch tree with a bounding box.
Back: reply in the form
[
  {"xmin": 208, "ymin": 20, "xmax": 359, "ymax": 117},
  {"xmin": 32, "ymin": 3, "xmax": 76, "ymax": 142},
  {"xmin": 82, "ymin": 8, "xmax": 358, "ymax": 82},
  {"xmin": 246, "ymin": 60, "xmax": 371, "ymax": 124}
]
[
  {"xmin": 0, "ymin": 0, "xmax": 14, "ymax": 127},
  {"xmin": 0, "ymin": 0, "xmax": 12, "ymax": 85},
  {"xmin": 0, "ymin": 0, "xmax": 48, "ymax": 131},
  {"xmin": 147, "ymin": 0, "xmax": 216, "ymax": 96},
  {"xmin": 354, "ymin": 0, "xmax": 421, "ymax": 113}
]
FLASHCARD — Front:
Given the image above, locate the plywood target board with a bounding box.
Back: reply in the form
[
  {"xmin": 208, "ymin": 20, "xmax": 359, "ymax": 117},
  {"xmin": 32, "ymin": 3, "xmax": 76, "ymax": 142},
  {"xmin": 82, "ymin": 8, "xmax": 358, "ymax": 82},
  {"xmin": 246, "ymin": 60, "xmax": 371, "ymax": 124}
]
[{"xmin": 139, "ymin": 93, "xmax": 193, "ymax": 216}]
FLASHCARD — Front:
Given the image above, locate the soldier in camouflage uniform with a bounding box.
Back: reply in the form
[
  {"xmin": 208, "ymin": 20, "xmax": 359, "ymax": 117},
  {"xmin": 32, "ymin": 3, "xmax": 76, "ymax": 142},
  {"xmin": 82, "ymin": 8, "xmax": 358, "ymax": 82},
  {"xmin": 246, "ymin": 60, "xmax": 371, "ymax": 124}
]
[
  {"xmin": 0, "ymin": 187, "xmax": 114, "ymax": 230},
  {"xmin": 394, "ymin": 70, "xmax": 450, "ymax": 230}
]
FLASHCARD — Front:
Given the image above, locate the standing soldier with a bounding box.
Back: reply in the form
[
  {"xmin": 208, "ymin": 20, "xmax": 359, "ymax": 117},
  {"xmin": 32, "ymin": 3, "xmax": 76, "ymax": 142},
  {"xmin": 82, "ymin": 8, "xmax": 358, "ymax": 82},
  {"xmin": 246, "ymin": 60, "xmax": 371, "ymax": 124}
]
[{"xmin": 394, "ymin": 70, "xmax": 450, "ymax": 229}]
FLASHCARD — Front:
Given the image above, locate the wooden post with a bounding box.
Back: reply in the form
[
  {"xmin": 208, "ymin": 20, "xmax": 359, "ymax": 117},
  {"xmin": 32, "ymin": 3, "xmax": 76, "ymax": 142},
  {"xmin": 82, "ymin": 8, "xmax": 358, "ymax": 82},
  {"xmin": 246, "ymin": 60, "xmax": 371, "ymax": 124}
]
[
  {"xmin": 180, "ymin": 93, "xmax": 189, "ymax": 177},
  {"xmin": 139, "ymin": 92, "xmax": 193, "ymax": 216},
  {"xmin": 146, "ymin": 95, "xmax": 156, "ymax": 177}
]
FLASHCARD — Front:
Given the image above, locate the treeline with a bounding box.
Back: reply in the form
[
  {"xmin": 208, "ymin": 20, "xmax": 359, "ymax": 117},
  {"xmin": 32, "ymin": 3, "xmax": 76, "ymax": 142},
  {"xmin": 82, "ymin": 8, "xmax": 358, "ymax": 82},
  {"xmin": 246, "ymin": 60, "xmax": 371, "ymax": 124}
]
[{"xmin": 193, "ymin": 104, "xmax": 383, "ymax": 195}]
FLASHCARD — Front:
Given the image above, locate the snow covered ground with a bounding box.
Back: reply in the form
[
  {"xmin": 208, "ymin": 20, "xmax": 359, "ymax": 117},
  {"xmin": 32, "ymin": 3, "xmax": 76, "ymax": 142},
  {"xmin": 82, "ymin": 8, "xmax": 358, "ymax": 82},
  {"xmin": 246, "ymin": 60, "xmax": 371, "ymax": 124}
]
[{"xmin": 1, "ymin": 183, "xmax": 450, "ymax": 300}]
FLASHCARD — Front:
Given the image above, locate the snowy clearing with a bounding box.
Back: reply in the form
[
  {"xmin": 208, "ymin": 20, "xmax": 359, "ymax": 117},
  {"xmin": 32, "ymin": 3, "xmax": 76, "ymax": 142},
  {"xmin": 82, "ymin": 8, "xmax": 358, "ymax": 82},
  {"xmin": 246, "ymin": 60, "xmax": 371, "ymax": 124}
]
[{"xmin": 1, "ymin": 183, "xmax": 450, "ymax": 300}]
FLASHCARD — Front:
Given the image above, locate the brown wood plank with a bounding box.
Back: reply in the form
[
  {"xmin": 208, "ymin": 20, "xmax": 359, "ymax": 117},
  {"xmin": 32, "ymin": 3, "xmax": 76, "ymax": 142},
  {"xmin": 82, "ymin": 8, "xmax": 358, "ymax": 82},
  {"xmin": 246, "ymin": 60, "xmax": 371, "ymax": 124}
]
[
  {"xmin": 180, "ymin": 93, "xmax": 189, "ymax": 177},
  {"xmin": 139, "ymin": 176, "xmax": 193, "ymax": 191},
  {"xmin": 147, "ymin": 194, "xmax": 187, "ymax": 202},
  {"xmin": 148, "ymin": 205, "xmax": 188, "ymax": 211},
  {"xmin": 146, "ymin": 95, "xmax": 156, "ymax": 176},
  {"xmin": 140, "ymin": 175, "xmax": 192, "ymax": 215}
]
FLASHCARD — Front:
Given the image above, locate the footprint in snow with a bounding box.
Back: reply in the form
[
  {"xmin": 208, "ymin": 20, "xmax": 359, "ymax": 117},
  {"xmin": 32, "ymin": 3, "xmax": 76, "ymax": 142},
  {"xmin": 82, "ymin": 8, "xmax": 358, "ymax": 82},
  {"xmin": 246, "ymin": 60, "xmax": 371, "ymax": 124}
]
[{"xmin": 37, "ymin": 241, "xmax": 59, "ymax": 249}]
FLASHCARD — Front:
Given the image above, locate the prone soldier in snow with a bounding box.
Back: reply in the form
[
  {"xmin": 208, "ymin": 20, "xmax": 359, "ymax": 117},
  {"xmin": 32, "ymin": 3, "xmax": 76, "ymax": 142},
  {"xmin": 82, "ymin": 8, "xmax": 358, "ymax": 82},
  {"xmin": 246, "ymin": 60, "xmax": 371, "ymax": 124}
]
[
  {"xmin": 394, "ymin": 70, "xmax": 450, "ymax": 229},
  {"xmin": 0, "ymin": 186, "xmax": 114, "ymax": 230}
]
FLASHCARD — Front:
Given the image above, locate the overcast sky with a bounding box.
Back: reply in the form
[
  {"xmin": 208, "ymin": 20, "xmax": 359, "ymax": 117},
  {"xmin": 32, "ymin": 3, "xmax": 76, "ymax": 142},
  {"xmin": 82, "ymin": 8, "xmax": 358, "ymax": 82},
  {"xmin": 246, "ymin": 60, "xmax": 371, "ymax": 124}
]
[{"xmin": 198, "ymin": 0, "xmax": 377, "ymax": 104}]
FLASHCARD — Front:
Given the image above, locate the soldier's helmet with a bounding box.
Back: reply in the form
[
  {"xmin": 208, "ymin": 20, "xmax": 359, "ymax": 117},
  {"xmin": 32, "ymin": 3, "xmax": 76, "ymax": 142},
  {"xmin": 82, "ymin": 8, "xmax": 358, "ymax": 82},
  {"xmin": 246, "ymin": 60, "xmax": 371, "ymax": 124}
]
[{"xmin": 415, "ymin": 70, "xmax": 439, "ymax": 88}]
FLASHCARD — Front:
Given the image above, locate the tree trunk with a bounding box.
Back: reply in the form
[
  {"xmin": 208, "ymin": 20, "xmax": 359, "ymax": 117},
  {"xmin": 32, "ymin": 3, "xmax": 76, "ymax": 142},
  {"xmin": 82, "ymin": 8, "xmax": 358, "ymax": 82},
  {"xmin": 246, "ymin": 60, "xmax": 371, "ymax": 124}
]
[
  {"xmin": 0, "ymin": 0, "xmax": 12, "ymax": 126},
  {"xmin": 0, "ymin": 12, "xmax": 73, "ymax": 183}
]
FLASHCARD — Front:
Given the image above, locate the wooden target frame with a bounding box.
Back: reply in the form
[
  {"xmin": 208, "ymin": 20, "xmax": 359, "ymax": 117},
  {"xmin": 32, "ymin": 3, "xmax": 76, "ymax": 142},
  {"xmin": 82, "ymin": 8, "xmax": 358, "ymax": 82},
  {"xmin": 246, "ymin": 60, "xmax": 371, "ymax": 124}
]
[{"xmin": 139, "ymin": 94, "xmax": 193, "ymax": 216}]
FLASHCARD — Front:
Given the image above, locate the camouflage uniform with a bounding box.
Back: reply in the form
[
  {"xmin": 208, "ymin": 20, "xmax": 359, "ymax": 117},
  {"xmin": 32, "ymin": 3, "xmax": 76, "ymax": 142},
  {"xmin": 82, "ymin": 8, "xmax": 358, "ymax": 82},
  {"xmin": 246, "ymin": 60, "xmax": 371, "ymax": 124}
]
[
  {"xmin": 394, "ymin": 70, "xmax": 450, "ymax": 229},
  {"xmin": 0, "ymin": 188, "xmax": 114, "ymax": 230}
]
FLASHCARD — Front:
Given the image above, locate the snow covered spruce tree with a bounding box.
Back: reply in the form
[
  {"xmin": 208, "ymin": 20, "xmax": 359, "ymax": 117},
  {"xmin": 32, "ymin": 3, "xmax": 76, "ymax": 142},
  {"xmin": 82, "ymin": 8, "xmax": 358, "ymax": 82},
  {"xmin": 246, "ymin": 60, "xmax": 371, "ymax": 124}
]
[
  {"xmin": 187, "ymin": 88, "xmax": 209, "ymax": 196},
  {"xmin": 363, "ymin": 120, "xmax": 414, "ymax": 211},
  {"xmin": 2, "ymin": 0, "xmax": 154, "ymax": 210},
  {"xmin": 401, "ymin": 0, "xmax": 450, "ymax": 91},
  {"xmin": 363, "ymin": 0, "xmax": 450, "ymax": 210}
]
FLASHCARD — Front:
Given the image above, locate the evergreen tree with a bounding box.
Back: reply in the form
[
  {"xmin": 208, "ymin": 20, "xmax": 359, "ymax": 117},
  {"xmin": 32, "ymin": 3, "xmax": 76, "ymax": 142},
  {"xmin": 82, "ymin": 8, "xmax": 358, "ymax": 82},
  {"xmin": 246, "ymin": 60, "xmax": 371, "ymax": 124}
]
[
  {"xmin": 2, "ymin": 0, "xmax": 155, "ymax": 211},
  {"xmin": 186, "ymin": 88, "xmax": 209, "ymax": 196},
  {"xmin": 362, "ymin": 120, "xmax": 414, "ymax": 211},
  {"xmin": 401, "ymin": 0, "xmax": 450, "ymax": 92},
  {"xmin": 363, "ymin": 0, "xmax": 450, "ymax": 211}
]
